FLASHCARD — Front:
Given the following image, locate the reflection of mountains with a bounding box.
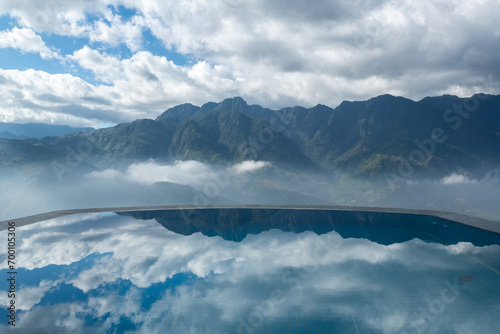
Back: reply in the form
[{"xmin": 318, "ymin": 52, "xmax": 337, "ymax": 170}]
[{"xmin": 119, "ymin": 208, "xmax": 500, "ymax": 246}]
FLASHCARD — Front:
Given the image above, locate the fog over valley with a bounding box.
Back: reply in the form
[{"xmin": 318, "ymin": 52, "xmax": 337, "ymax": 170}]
[{"xmin": 1, "ymin": 94, "xmax": 499, "ymax": 221}]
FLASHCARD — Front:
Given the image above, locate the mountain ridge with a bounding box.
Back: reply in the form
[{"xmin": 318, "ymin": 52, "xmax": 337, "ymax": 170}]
[
  {"xmin": 1, "ymin": 94, "xmax": 499, "ymax": 181},
  {"xmin": 0, "ymin": 122, "xmax": 93, "ymax": 139}
]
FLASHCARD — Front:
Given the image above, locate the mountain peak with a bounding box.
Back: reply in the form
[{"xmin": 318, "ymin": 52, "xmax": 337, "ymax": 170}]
[
  {"xmin": 216, "ymin": 97, "xmax": 249, "ymax": 112},
  {"xmin": 156, "ymin": 103, "xmax": 200, "ymax": 121},
  {"xmin": 311, "ymin": 103, "xmax": 333, "ymax": 111},
  {"xmin": 369, "ymin": 94, "xmax": 411, "ymax": 102},
  {"xmin": 156, "ymin": 97, "xmax": 251, "ymax": 122},
  {"xmin": 224, "ymin": 96, "xmax": 247, "ymax": 104}
]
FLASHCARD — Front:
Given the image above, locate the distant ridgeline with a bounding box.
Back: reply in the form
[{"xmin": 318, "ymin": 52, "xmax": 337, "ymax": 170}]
[
  {"xmin": 0, "ymin": 94, "xmax": 499, "ymax": 180},
  {"xmin": 0, "ymin": 123, "xmax": 93, "ymax": 139}
]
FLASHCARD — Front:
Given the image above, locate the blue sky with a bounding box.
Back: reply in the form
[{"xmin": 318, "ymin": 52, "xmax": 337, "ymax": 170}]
[
  {"xmin": 0, "ymin": 5, "xmax": 190, "ymax": 83},
  {"xmin": 0, "ymin": 0, "xmax": 499, "ymax": 127}
]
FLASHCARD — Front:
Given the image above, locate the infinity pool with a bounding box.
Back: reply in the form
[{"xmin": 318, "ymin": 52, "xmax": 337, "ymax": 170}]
[{"xmin": 1, "ymin": 208, "xmax": 499, "ymax": 333}]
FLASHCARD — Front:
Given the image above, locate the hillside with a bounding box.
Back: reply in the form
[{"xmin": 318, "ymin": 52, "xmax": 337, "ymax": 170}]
[{"xmin": 0, "ymin": 94, "xmax": 498, "ymax": 181}]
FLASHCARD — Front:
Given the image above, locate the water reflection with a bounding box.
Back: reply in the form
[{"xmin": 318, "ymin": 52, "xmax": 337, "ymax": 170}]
[
  {"xmin": 121, "ymin": 208, "xmax": 500, "ymax": 246},
  {"xmin": 0, "ymin": 209, "xmax": 499, "ymax": 333}
]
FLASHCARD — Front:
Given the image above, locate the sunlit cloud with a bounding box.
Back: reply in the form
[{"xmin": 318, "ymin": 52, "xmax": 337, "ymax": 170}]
[{"xmin": 0, "ymin": 27, "xmax": 61, "ymax": 59}]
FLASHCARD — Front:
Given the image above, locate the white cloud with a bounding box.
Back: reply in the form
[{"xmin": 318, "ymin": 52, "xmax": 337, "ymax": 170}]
[
  {"xmin": 87, "ymin": 160, "xmax": 271, "ymax": 188},
  {"xmin": 69, "ymin": 47, "xmax": 245, "ymax": 107},
  {"xmin": 441, "ymin": 173, "xmax": 476, "ymax": 185},
  {"xmin": 85, "ymin": 168, "xmax": 123, "ymax": 180},
  {"xmin": 87, "ymin": 160, "xmax": 217, "ymax": 187},
  {"xmin": 125, "ymin": 160, "xmax": 215, "ymax": 186},
  {"xmin": 0, "ymin": 53, "xmax": 208, "ymax": 126},
  {"xmin": 129, "ymin": 0, "xmax": 500, "ymax": 103},
  {"xmin": 231, "ymin": 160, "xmax": 271, "ymax": 174},
  {"xmin": 0, "ymin": 46, "xmax": 242, "ymax": 126},
  {"xmin": 0, "ymin": 68, "xmax": 127, "ymax": 127},
  {"xmin": 0, "ymin": 27, "xmax": 60, "ymax": 59},
  {"xmin": 88, "ymin": 13, "xmax": 144, "ymax": 52},
  {"xmin": 69, "ymin": 46, "xmax": 123, "ymax": 84},
  {"xmin": 0, "ymin": 0, "xmax": 103, "ymax": 36}
]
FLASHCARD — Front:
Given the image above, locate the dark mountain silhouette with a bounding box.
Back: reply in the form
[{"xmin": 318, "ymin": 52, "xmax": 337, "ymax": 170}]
[{"xmin": 120, "ymin": 208, "xmax": 500, "ymax": 246}]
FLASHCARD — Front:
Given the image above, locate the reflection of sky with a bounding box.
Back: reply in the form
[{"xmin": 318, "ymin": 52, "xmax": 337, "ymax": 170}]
[{"xmin": 1, "ymin": 213, "xmax": 499, "ymax": 333}]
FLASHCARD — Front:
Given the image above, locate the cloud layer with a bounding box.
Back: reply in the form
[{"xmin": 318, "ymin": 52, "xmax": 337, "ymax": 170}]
[
  {"xmin": 0, "ymin": 0, "xmax": 499, "ymax": 126},
  {"xmin": 87, "ymin": 160, "xmax": 271, "ymax": 187}
]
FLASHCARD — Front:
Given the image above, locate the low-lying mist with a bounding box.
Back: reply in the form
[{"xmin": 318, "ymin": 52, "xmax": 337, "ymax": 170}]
[{"xmin": 1, "ymin": 160, "xmax": 499, "ymax": 222}]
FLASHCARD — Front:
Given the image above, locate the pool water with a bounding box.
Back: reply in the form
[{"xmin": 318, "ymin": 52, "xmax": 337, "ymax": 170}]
[{"xmin": 1, "ymin": 209, "xmax": 499, "ymax": 333}]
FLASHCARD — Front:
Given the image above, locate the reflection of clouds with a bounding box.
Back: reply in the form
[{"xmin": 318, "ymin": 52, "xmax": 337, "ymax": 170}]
[
  {"xmin": 17, "ymin": 303, "xmax": 87, "ymax": 333},
  {"xmin": 0, "ymin": 279, "xmax": 61, "ymax": 311},
  {"xmin": 1, "ymin": 213, "xmax": 499, "ymax": 333},
  {"xmin": 17, "ymin": 280, "xmax": 62, "ymax": 311},
  {"xmin": 88, "ymin": 288, "xmax": 143, "ymax": 331},
  {"xmin": 70, "ymin": 255, "xmax": 124, "ymax": 293}
]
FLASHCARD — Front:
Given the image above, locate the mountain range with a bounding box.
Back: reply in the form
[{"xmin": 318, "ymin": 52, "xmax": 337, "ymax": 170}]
[
  {"xmin": 1, "ymin": 93, "xmax": 499, "ymax": 180},
  {"xmin": 1, "ymin": 93, "xmax": 500, "ymax": 222},
  {"xmin": 0, "ymin": 122, "xmax": 92, "ymax": 140}
]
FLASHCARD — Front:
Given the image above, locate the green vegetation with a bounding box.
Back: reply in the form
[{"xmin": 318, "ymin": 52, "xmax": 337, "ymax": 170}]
[{"xmin": 1, "ymin": 94, "xmax": 499, "ymax": 180}]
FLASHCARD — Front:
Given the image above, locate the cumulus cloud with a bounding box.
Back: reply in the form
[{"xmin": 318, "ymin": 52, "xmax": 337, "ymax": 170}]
[
  {"xmin": 0, "ymin": 46, "xmax": 249, "ymax": 126},
  {"xmin": 0, "ymin": 27, "xmax": 60, "ymax": 59},
  {"xmin": 130, "ymin": 0, "xmax": 500, "ymax": 102},
  {"xmin": 88, "ymin": 12, "xmax": 145, "ymax": 52},
  {"xmin": 0, "ymin": 68, "xmax": 125, "ymax": 127},
  {"xmin": 0, "ymin": 0, "xmax": 103, "ymax": 36},
  {"xmin": 68, "ymin": 47, "xmax": 244, "ymax": 106}
]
